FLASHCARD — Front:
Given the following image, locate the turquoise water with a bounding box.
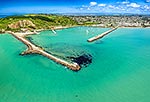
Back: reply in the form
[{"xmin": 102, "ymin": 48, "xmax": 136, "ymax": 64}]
[{"xmin": 0, "ymin": 27, "xmax": 150, "ymax": 102}]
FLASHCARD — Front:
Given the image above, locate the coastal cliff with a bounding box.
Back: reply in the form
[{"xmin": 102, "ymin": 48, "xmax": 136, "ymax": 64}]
[{"xmin": 8, "ymin": 20, "xmax": 35, "ymax": 29}]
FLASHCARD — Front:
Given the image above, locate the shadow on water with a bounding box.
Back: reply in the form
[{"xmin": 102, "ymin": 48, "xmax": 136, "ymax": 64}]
[
  {"xmin": 95, "ymin": 40, "xmax": 103, "ymax": 44},
  {"xmin": 45, "ymin": 43, "xmax": 93, "ymax": 69},
  {"xmin": 67, "ymin": 53, "xmax": 92, "ymax": 68}
]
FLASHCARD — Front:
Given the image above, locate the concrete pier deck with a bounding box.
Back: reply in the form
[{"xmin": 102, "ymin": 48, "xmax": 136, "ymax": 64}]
[
  {"xmin": 8, "ymin": 31, "xmax": 80, "ymax": 71},
  {"xmin": 87, "ymin": 26, "xmax": 118, "ymax": 42}
]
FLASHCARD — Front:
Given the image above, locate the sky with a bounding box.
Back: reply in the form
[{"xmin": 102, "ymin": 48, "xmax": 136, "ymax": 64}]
[{"xmin": 0, "ymin": 0, "xmax": 150, "ymax": 14}]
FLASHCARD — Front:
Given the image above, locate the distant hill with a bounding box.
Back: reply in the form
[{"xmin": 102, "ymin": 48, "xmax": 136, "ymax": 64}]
[{"xmin": 0, "ymin": 14, "xmax": 78, "ymax": 33}]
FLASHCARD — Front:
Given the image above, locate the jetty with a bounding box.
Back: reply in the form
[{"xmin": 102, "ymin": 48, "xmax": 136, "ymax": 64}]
[
  {"xmin": 52, "ymin": 29, "xmax": 56, "ymax": 34},
  {"xmin": 87, "ymin": 26, "xmax": 118, "ymax": 42},
  {"xmin": 7, "ymin": 31, "xmax": 80, "ymax": 71}
]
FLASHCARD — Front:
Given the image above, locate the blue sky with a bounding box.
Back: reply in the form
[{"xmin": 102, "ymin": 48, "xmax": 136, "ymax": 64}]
[{"xmin": 0, "ymin": 0, "xmax": 150, "ymax": 14}]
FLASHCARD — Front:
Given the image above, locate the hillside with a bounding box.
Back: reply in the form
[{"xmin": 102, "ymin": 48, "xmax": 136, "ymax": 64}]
[{"xmin": 0, "ymin": 14, "xmax": 78, "ymax": 33}]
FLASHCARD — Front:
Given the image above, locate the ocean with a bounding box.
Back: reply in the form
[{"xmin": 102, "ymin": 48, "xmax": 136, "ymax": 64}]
[{"xmin": 0, "ymin": 27, "xmax": 150, "ymax": 102}]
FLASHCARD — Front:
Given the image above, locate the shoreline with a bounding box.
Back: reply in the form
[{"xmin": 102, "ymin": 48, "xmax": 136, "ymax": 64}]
[
  {"xmin": 1, "ymin": 25, "xmax": 150, "ymax": 35},
  {"xmin": 3, "ymin": 25, "xmax": 74, "ymax": 36},
  {"xmin": 4, "ymin": 25, "xmax": 148, "ymax": 36}
]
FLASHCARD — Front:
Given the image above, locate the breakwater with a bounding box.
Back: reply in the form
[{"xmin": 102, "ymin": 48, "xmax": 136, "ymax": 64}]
[
  {"xmin": 87, "ymin": 26, "xmax": 118, "ymax": 42},
  {"xmin": 8, "ymin": 31, "xmax": 81, "ymax": 71}
]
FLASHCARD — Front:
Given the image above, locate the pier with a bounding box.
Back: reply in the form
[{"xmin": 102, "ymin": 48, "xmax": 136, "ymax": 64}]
[
  {"xmin": 52, "ymin": 29, "xmax": 56, "ymax": 34},
  {"xmin": 8, "ymin": 31, "xmax": 80, "ymax": 71},
  {"xmin": 51, "ymin": 28, "xmax": 56, "ymax": 34},
  {"xmin": 87, "ymin": 26, "xmax": 118, "ymax": 42}
]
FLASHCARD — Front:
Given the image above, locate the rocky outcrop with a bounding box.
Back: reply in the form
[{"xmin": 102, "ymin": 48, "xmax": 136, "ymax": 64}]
[
  {"xmin": 0, "ymin": 29, "xmax": 5, "ymax": 33},
  {"xmin": 8, "ymin": 20, "xmax": 35, "ymax": 29}
]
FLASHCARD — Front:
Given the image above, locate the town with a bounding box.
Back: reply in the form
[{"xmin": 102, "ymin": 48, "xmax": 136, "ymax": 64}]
[{"xmin": 70, "ymin": 15, "xmax": 150, "ymax": 27}]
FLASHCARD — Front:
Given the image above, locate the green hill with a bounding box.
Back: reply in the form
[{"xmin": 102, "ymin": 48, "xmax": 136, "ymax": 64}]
[{"xmin": 0, "ymin": 14, "xmax": 78, "ymax": 33}]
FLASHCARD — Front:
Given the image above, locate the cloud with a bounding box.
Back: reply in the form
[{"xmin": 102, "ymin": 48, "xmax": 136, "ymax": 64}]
[
  {"xmin": 108, "ymin": 5, "xmax": 115, "ymax": 9},
  {"xmin": 146, "ymin": 0, "xmax": 150, "ymax": 3},
  {"xmin": 77, "ymin": 1, "xmax": 150, "ymax": 14},
  {"xmin": 98, "ymin": 4, "xmax": 106, "ymax": 7},
  {"xmin": 90, "ymin": 2, "xmax": 97, "ymax": 6},
  {"xmin": 127, "ymin": 3, "xmax": 140, "ymax": 8},
  {"xmin": 87, "ymin": 7, "xmax": 91, "ymax": 10},
  {"xmin": 116, "ymin": 1, "xmax": 129, "ymax": 4},
  {"xmin": 80, "ymin": 8, "xmax": 83, "ymax": 10},
  {"xmin": 144, "ymin": 5, "xmax": 150, "ymax": 9},
  {"xmin": 122, "ymin": 1, "xmax": 130, "ymax": 4}
]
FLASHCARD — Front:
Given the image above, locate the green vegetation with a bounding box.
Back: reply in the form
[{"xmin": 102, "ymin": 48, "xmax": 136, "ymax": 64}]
[
  {"xmin": 1, "ymin": 14, "xmax": 150, "ymax": 33},
  {"xmin": 0, "ymin": 14, "xmax": 78, "ymax": 32}
]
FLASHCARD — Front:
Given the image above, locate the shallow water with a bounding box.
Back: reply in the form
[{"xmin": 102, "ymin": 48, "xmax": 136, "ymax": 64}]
[{"xmin": 0, "ymin": 27, "xmax": 150, "ymax": 102}]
